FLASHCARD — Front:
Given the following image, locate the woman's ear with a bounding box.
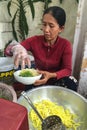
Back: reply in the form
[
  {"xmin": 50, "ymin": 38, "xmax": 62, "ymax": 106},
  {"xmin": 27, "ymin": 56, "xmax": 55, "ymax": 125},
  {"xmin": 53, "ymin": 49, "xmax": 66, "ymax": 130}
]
[{"xmin": 59, "ymin": 26, "xmax": 64, "ymax": 33}]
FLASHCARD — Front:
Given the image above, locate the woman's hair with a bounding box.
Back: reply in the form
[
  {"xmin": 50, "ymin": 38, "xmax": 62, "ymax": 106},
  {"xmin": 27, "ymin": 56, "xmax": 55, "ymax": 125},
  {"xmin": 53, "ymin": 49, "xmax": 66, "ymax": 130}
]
[{"xmin": 43, "ymin": 6, "xmax": 66, "ymax": 27}]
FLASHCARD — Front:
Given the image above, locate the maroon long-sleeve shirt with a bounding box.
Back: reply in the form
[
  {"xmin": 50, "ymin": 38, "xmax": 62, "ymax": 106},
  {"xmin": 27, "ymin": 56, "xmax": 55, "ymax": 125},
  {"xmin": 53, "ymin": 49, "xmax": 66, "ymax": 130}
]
[{"xmin": 21, "ymin": 35, "xmax": 72, "ymax": 79}]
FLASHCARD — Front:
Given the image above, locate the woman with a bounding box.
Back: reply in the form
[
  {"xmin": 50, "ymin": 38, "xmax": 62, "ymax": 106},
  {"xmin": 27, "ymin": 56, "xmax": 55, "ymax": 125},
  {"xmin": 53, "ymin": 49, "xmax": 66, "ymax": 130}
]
[{"xmin": 5, "ymin": 6, "xmax": 78, "ymax": 91}]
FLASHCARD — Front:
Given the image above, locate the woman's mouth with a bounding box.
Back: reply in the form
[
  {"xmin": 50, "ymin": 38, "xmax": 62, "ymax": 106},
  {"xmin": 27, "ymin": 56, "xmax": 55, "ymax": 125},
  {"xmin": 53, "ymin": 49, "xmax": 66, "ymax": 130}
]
[{"xmin": 44, "ymin": 34, "xmax": 51, "ymax": 39}]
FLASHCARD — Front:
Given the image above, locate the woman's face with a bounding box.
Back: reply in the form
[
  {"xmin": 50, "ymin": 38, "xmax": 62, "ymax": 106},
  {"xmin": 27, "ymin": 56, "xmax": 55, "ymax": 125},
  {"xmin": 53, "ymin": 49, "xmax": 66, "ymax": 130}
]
[{"xmin": 42, "ymin": 13, "xmax": 63, "ymax": 43}]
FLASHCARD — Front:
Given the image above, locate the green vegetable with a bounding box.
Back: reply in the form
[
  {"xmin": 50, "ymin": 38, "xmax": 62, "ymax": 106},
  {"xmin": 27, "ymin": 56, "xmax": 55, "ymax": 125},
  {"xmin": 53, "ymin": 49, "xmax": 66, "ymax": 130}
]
[{"xmin": 19, "ymin": 68, "xmax": 39, "ymax": 77}]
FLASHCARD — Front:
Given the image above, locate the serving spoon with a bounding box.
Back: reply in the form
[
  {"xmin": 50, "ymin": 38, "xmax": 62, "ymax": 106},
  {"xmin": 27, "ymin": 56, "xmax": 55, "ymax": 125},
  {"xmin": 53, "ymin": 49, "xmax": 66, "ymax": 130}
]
[{"xmin": 21, "ymin": 91, "xmax": 65, "ymax": 130}]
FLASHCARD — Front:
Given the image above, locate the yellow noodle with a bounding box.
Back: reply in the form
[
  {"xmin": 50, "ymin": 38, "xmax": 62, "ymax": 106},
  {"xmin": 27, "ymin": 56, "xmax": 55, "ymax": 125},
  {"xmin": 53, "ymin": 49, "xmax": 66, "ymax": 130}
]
[{"xmin": 29, "ymin": 99, "xmax": 81, "ymax": 130}]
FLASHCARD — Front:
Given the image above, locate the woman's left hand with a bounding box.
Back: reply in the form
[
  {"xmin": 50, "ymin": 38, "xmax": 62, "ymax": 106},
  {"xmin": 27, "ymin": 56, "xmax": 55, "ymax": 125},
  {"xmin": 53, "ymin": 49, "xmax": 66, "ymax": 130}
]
[{"xmin": 34, "ymin": 70, "xmax": 57, "ymax": 86}]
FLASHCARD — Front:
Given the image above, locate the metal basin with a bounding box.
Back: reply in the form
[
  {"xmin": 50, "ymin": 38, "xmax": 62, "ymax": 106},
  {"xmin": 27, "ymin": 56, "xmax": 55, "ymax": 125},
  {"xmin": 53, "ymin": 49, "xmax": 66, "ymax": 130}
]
[{"xmin": 18, "ymin": 86, "xmax": 87, "ymax": 130}]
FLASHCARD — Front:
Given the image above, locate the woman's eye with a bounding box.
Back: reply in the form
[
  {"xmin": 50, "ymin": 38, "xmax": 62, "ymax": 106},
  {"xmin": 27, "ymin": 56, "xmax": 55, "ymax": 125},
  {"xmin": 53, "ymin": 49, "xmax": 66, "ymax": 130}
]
[
  {"xmin": 50, "ymin": 25, "xmax": 55, "ymax": 28},
  {"xmin": 42, "ymin": 22, "xmax": 55, "ymax": 28},
  {"xmin": 42, "ymin": 24, "xmax": 54, "ymax": 28},
  {"xmin": 42, "ymin": 23, "xmax": 46, "ymax": 26}
]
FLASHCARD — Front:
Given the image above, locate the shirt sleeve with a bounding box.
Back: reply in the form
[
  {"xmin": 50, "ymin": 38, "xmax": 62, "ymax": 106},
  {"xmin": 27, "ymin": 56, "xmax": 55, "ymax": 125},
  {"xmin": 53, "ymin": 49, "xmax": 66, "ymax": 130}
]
[
  {"xmin": 56, "ymin": 41, "xmax": 72, "ymax": 79},
  {"xmin": 20, "ymin": 39, "xmax": 31, "ymax": 50}
]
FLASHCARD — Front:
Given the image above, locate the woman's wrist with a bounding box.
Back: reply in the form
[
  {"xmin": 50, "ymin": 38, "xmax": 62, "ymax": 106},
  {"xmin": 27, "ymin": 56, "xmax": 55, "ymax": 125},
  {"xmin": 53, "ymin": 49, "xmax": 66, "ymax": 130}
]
[
  {"xmin": 50, "ymin": 72, "xmax": 57, "ymax": 79},
  {"xmin": 4, "ymin": 40, "xmax": 20, "ymax": 56},
  {"xmin": 4, "ymin": 45, "xmax": 14, "ymax": 56}
]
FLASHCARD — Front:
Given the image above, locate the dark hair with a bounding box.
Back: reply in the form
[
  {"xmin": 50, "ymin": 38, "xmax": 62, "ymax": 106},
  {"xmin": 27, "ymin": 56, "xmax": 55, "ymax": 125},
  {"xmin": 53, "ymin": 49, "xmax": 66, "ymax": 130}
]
[{"xmin": 43, "ymin": 6, "xmax": 66, "ymax": 27}]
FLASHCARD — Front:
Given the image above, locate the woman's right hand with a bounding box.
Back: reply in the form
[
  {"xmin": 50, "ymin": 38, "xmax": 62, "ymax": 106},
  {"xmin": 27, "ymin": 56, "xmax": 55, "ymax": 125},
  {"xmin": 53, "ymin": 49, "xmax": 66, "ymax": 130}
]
[
  {"xmin": 5, "ymin": 40, "xmax": 31, "ymax": 69},
  {"xmin": 12, "ymin": 44, "xmax": 31, "ymax": 69}
]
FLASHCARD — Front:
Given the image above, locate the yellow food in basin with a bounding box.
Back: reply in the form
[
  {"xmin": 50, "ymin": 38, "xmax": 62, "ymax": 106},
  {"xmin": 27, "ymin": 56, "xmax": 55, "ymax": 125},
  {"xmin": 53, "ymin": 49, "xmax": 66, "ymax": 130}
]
[{"xmin": 29, "ymin": 100, "xmax": 81, "ymax": 130}]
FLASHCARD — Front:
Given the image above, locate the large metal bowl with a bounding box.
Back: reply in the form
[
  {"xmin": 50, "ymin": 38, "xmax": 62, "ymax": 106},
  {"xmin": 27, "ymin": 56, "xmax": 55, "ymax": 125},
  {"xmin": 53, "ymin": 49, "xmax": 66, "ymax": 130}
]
[{"xmin": 18, "ymin": 86, "xmax": 87, "ymax": 130}]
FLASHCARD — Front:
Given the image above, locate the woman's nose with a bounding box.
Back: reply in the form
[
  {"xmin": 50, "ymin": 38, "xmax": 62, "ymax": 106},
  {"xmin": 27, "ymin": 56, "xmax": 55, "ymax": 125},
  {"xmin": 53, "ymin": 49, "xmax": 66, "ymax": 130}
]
[{"xmin": 44, "ymin": 25, "xmax": 50, "ymax": 32}]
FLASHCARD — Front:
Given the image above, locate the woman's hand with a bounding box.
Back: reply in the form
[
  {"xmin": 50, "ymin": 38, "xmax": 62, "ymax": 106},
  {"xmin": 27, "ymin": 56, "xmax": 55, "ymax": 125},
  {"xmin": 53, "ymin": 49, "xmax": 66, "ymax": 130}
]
[
  {"xmin": 34, "ymin": 70, "xmax": 57, "ymax": 86},
  {"xmin": 5, "ymin": 40, "xmax": 31, "ymax": 69},
  {"xmin": 12, "ymin": 45, "xmax": 31, "ymax": 69}
]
